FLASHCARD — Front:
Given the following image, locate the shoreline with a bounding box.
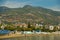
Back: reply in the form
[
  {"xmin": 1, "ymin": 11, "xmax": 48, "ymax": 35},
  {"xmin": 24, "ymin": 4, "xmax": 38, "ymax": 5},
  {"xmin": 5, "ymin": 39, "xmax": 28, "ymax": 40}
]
[{"xmin": 0, "ymin": 32, "xmax": 60, "ymax": 39}]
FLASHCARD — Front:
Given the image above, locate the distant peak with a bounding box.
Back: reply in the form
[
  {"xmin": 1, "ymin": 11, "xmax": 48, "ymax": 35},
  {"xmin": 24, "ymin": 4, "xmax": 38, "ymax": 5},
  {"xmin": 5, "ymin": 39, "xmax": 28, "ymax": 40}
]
[
  {"xmin": 0, "ymin": 6, "xmax": 9, "ymax": 8},
  {"xmin": 23, "ymin": 5, "xmax": 33, "ymax": 8}
]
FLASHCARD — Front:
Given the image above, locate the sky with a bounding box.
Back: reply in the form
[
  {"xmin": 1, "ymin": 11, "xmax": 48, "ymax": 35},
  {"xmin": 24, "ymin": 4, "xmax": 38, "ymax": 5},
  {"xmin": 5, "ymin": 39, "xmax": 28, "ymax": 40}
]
[{"xmin": 0, "ymin": 0, "xmax": 60, "ymax": 11}]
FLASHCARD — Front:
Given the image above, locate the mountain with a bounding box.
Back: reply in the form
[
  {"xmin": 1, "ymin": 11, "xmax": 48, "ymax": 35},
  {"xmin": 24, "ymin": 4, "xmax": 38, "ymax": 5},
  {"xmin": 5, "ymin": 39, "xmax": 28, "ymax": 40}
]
[
  {"xmin": 0, "ymin": 6, "xmax": 10, "ymax": 12},
  {"xmin": 0, "ymin": 5, "xmax": 60, "ymax": 25}
]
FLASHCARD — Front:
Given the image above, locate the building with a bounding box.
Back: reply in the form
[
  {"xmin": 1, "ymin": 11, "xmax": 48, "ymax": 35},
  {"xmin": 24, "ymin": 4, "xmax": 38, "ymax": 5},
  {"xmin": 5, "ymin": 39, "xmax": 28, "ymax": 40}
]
[
  {"xmin": 35, "ymin": 24, "xmax": 39, "ymax": 28},
  {"xmin": 20, "ymin": 23, "xmax": 27, "ymax": 28},
  {"xmin": 49, "ymin": 25, "xmax": 54, "ymax": 30},
  {"xmin": 35, "ymin": 24, "xmax": 43, "ymax": 28},
  {"xmin": 45, "ymin": 25, "xmax": 49, "ymax": 29},
  {"xmin": 1, "ymin": 25, "xmax": 5, "ymax": 30}
]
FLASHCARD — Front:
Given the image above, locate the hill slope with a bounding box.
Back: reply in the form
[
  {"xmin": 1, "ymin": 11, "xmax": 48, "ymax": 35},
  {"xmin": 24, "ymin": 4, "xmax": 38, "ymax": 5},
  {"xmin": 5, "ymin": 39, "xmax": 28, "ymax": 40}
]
[{"xmin": 0, "ymin": 5, "xmax": 60, "ymax": 25}]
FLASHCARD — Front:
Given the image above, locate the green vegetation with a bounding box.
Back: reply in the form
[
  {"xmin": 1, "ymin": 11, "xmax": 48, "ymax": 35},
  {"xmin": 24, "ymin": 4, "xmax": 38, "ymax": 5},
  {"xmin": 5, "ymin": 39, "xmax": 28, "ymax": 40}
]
[
  {"xmin": 0, "ymin": 23, "xmax": 59, "ymax": 32},
  {"xmin": 0, "ymin": 5, "xmax": 60, "ymax": 25},
  {"xmin": 0, "ymin": 5, "xmax": 60, "ymax": 32}
]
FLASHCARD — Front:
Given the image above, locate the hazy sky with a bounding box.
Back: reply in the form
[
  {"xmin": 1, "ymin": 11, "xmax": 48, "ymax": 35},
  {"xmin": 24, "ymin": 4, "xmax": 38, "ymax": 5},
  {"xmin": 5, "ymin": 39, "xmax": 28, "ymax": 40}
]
[{"xmin": 0, "ymin": 0, "xmax": 60, "ymax": 11}]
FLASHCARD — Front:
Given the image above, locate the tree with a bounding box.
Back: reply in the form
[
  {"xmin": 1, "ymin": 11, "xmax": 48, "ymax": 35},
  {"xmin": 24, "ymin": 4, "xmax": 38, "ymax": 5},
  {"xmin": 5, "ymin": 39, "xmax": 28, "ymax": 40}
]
[
  {"xmin": 0, "ymin": 24, "xmax": 2, "ymax": 29},
  {"xmin": 27, "ymin": 22, "xmax": 31, "ymax": 28},
  {"xmin": 4, "ymin": 26, "xmax": 16, "ymax": 31},
  {"xmin": 15, "ymin": 26, "xmax": 22, "ymax": 31},
  {"xmin": 53, "ymin": 26, "xmax": 58, "ymax": 32}
]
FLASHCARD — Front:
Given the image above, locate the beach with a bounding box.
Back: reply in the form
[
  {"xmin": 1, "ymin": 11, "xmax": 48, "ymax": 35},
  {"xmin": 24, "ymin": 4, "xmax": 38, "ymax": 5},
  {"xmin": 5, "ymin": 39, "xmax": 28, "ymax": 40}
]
[{"xmin": 0, "ymin": 32, "xmax": 60, "ymax": 39}]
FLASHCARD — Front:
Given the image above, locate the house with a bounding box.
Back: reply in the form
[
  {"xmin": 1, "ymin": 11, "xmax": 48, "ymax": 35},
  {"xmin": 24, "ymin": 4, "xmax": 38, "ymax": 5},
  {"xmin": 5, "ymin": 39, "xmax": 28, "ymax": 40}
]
[
  {"xmin": 49, "ymin": 25, "xmax": 54, "ymax": 30},
  {"xmin": 0, "ymin": 24, "xmax": 8, "ymax": 30},
  {"xmin": 45, "ymin": 25, "xmax": 49, "ymax": 29},
  {"xmin": 35, "ymin": 24, "xmax": 39, "ymax": 28},
  {"xmin": 39, "ymin": 24, "xmax": 43, "ymax": 27},
  {"xmin": 35, "ymin": 24, "xmax": 43, "ymax": 28},
  {"xmin": 14, "ymin": 23, "xmax": 27, "ymax": 28},
  {"xmin": 1, "ymin": 25, "xmax": 5, "ymax": 30},
  {"xmin": 20, "ymin": 23, "xmax": 27, "ymax": 28}
]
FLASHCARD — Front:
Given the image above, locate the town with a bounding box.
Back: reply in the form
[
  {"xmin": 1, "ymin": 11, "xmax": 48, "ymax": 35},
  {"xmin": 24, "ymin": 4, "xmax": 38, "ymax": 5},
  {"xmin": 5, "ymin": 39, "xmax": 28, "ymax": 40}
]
[{"xmin": 0, "ymin": 21, "xmax": 60, "ymax": 35}]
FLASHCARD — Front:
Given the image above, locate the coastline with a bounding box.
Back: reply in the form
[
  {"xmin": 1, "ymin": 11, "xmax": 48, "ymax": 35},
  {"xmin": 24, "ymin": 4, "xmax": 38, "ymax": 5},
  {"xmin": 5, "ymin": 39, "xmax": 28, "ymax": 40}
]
[{"xmin": 0, "ymin": 32, "xmax": 60, "ymax": 39}]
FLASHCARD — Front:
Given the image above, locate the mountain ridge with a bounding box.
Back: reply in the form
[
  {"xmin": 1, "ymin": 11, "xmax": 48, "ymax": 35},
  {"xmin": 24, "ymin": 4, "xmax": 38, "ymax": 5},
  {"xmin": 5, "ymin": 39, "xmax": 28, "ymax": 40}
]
[{"xmin": 0, "ymin": 5, "xmax": 60, "ymax": 25}]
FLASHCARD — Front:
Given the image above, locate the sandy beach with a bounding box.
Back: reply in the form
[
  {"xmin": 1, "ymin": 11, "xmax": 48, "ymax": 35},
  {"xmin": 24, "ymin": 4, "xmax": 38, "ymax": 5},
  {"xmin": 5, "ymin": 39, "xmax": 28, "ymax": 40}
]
[
  {"xmin": 0, "ymin": 34, "xmax": 36, "ymax": 39},
  {"xmin": 0, "ymin": 34, "xmax": 24, "ymax": 39},
  {"xmin": 0, "ymin": 32, "xmax": 60, "ymax": 39}
]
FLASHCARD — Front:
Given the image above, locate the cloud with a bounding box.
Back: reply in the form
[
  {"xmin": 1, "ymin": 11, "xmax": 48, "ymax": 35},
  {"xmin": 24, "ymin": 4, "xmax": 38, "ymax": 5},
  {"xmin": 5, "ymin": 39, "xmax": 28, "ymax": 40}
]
[
  {"xmin": 0, "ymin": 0, "xmax": 60, "ymax": 11},
  {"xmin": 0, "ymin": 0, "xmax": 27, "ymax": 8},
  {"xmin": 47, "ymin": 6, "xmax": 60, "ymax": 11},
  {"xmin": 0, "ymin": 0, "xmax": 33, "ymax": 8},
  {"xmin": 50, "ymin": 8, "xmax": 60, "ymax": 11}
]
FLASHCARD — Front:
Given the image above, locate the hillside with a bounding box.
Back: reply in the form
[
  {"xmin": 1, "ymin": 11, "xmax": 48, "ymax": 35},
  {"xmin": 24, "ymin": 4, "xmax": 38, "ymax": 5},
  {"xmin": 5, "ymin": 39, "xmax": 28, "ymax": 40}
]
[{"xmin": 0, "ymin": 5, "xmax": 60, "ymax": 25}]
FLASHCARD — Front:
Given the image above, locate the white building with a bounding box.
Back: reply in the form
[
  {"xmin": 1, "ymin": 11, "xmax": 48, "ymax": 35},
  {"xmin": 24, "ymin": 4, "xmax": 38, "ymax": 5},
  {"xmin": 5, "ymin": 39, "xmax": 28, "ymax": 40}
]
[
  {"xmin": 1, "ymin": 25, "xmax": 5, "ymax": 30},
  {"xmin": 35, "ymin": 24, "xmax": 43, "ymax": 28},
  {"xmin": 35, "ymin": 24, "xmax": 39, "ymax": 28},
  {"xmin": 39, "ymin": 24, "xmax": 43, "ymax": 27},
  {"xmin": 49, "ymin": 25, "xmax": 54, "ymax": 30}
]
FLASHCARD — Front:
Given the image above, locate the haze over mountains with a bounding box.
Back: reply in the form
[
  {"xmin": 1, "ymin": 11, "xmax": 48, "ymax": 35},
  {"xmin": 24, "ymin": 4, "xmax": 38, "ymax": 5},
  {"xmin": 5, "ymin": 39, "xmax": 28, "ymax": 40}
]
[{"xmin": 0, "ymin": 5, "xmax": 60, "ymax": 25}]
